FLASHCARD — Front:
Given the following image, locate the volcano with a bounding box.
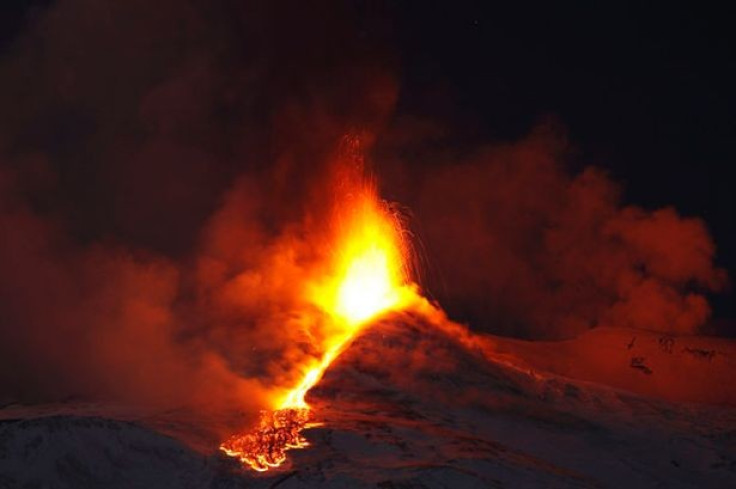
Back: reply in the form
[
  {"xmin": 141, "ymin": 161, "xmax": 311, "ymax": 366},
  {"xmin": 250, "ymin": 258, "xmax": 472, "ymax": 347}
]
[
  {"xmin": 1, "ymin": 308, "xmax": 734, "ymax": 488},
  {"xmin": 1, "ymin": 2, "xmax": 734, "ymax": 488},
  {"xmin": 0, "ymin": 132, "xmax": 732, "ymax": 489}
]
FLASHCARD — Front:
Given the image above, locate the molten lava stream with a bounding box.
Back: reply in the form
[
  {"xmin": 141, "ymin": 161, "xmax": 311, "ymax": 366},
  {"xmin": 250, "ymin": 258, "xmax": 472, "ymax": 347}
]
[{"xmin": 219, "ymin": 182, "xmax": 417, "ymax": 472}]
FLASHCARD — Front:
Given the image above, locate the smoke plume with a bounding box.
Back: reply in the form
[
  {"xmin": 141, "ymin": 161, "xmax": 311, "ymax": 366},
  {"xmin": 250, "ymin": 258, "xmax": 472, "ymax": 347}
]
[
  {"xmin": 0, "ymin": 0, "xmax": 395, "ymax": 431},
  {"xmin": 0, "ymin": 0, "xmax": 727, "ymax": 440},
  {"xmin": 377, "ymin": 124, "xmax": 726, "ymax": 338}
]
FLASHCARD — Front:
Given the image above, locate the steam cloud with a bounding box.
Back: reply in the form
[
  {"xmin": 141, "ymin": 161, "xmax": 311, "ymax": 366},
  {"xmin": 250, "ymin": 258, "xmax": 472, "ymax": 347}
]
[
  {"xmin": 378, "ymin": 124, "xmax": 727, "ymax": 338},
  {"xmin": 0, "ymin": 0, "xmax": 727, "ymax": 439},
  {"xmin": 0, "ymin": 0, "xmax": 396, "ymax": 433}
]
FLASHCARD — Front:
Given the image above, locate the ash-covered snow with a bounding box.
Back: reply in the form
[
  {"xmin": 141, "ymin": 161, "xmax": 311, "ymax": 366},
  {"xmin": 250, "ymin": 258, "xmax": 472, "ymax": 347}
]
[
  {"xmin": 1, "ymin": 313, "xmax": 734, "ymax": 488},
  {"xmin": 0, "ymin": 416, "xmax": 214, "ymax": 489}
]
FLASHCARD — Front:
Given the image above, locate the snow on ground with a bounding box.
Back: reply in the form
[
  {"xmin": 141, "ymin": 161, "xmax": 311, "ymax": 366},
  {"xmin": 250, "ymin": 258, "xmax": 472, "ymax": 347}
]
[
  {"xmin": 0, "ymin": 416, "xmax": 213, "ymax": 489},
  {"xmin": 1, "ymin": 313, "xmax": 734, "ymax": 488},
  {"xmin": 489, "ymin": 325, "xmax": 736, "ymax": 405}
]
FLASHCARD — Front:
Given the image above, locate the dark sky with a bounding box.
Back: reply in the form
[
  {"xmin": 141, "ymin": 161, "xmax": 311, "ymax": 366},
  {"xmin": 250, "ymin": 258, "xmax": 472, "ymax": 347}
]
[
  {"xmin": 1, "ymin": 0, "xmax": 733, "ymax": 333},
  {"xmin": 390, "ymin": 2, "xmax": 735, "ymax": 329}
]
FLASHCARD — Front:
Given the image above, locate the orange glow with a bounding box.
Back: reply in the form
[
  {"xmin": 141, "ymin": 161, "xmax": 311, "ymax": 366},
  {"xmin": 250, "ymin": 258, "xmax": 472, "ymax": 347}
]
[
  {"xmin": 281, "ymin": 188, "xmax": 416, "ymax": 408},
  {"xmin": 219, "ymin": 150, "xmax": 418, "ymax": 471},
  {"xmin": 315, "ymin": 197, "xmax": 410, "ymax": 326},
  {"xmin": 219, "ymin": 408, "xmax": 315, "ymax": 472}
]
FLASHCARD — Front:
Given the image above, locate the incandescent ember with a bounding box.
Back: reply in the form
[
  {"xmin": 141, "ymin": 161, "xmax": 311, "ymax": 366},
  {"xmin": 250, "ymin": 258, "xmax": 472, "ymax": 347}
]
[
  {"xmin": 219, "ymin": 136, "xmax": 420, "ymax": 471},
  {"xmin": 219, "ymin": 408, "xmax": 318, "ymax": 472}
]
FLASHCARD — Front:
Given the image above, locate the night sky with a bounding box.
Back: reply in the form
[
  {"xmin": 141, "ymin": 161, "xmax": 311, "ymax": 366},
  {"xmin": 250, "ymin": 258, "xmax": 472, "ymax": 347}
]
[
  {"xmin": 390, "ymin": 2, "xmax": 735, "ymax": 331},
  {"xmin": 1, "ymin": 0, "xmax": 733, "ymax": 334}
]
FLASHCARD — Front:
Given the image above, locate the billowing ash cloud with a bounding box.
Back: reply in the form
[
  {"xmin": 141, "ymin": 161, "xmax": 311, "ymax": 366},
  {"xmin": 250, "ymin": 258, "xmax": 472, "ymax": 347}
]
[
  {"xmin": 0, "ymin": 0, "xmax": 396, "ymax": 434},
  {"xmin": 0, "ymin": 0, "xmax": 727, "ymax": 442},
  {"xmin": 377, "ymin": 123, "xmax": 727, "ymax": 338}
]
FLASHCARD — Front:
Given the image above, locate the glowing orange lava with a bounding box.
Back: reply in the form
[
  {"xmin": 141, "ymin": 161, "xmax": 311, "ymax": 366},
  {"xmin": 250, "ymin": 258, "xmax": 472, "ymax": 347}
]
[{"xmin": 219, "ymin": 158, "xmax": 418, "ymax": 471}]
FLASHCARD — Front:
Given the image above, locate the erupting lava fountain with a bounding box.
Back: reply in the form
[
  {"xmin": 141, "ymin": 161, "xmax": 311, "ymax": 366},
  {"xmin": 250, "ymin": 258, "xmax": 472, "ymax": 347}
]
[{"xmin": 220, "ymin": 138, "xmax": 421, "ymax": 471}]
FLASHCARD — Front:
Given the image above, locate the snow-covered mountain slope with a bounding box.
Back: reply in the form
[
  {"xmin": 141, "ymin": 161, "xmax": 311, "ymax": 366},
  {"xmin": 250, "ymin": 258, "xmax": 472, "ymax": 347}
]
[
  {"xmin": 489, "ymin": 325, "xmax": 736, "ymax": 405},
  {"xmin": 1, "ymin": 312, "xmax": 734, "ymax": 488},
  {"xmin": 285, "ymin": 313, "xmax": 736, "ymax": 488},
  {"xmin": 0, "ymin": 416, "xmax": 214, "ymax": 489}
]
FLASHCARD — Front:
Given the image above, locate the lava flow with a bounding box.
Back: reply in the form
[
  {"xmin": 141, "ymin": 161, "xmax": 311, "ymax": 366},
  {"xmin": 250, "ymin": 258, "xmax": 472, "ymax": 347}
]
[{"xmin": 219, "ymin": 151, "xmax": 418, "ymax": 471}]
